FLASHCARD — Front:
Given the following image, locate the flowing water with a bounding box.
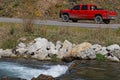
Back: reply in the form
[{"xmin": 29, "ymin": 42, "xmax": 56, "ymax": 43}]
[
  {"xmin": 0, "ymin": 58, "xmax": 68, "ymax": 80},
  {"xmin": 0, "ymin": 58, "xmax": 120, "ymax": 80}
]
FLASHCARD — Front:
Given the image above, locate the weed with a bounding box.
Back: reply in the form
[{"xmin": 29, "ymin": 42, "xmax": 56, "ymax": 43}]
[
  {"xmin": 10, "ymin": 26, "xmax": 15, "ymax": 35},
  {"xmin": 50, "ymin": 54, "xmax": 60, "ymax": 62},
  {"xmin": 96, "ymin": 54, "xmax": 105, "ymax": 61}
]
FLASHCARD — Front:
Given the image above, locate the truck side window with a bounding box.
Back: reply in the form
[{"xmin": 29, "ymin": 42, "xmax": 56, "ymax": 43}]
[
  {"xmin": 81, "ymin": 5, "xmax": 88, "ymax": 10},
  {"xmin": 72, "ymin": 5, "xmax": 80, "ymax": 10},
  {"xmin": 90, "ymin": 6, "xmax": 97, "ymax": 10}
]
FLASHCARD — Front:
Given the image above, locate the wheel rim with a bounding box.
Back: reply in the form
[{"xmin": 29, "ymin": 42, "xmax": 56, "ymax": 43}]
[
  {"xmin": 62, "ymin": 15, "xmax": 69, "ymax": 22},
  {"xmin": 95, "ymin": 16, "xmax": 102, "ymax": 24}
]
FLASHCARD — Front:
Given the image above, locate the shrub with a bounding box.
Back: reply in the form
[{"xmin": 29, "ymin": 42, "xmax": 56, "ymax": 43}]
[
  {"xmin": 9, "ymin": 26, "xmax": 15, "ymax": 35},
  {"xmin": 96, "ymin": 54, "xmax": 105, "ymax": 61},
  {"xmin": 50, "ymin": 54, "xmax": 60, "ymax": 62}
]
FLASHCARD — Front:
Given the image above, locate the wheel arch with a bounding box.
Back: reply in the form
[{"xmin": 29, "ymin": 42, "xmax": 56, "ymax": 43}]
[
  {"xmin": 94, "ymin": 14, "xmax": 102, "ymax": 18},
  {"xmin": 62, "ymin": 13, "xmax": 69, "ymax": 17}
]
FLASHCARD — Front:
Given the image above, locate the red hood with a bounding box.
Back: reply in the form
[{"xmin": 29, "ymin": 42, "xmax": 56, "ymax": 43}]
[{"xmin": 61, "ymin": 9, "xmax": 71, "ymax": 13}]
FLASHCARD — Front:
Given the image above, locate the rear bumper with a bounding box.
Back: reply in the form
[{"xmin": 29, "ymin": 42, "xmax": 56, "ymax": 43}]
[{"xmin": 108, "ymin": 16, "xmax": 116, "ymax": 20}]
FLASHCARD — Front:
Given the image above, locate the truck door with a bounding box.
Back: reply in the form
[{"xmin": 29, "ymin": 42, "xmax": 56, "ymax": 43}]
[
  {"xmin": 80, "ymin": 5, "xmax": 89, "ymax": 19},
  {"xmin": 70, "ymin": 5, "xmax": 80, "ymax": 18}
]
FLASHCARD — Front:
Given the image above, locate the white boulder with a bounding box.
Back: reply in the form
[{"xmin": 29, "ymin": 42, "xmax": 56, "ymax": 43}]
[
  {"xmin": 57, "ymin": 40, "xmax": 73, "ymax": 59},
  {"xmin": 91, "ymin": 44, "xmax": 108, "ymax": 55},
  {"xmin": 32, "ymin": 51, "xmax": 50, "ymax": 60},
  {"xmin": 107, "ymin": 44, "xmax": 120, "ymax": 59},
  {"xmin": 106, "ymin": 56, "xmax": 119, "ymax": 62},
  {"xmin": 56, "ymin": 41, "xmax": 62, "ymax": 50},
  {"xmin": 16, "ymin": 42, "xmax": 26, "ymax": 48},
  {"xmin": 2, "ymin": 49, "xmax": 16, "ymax": 57},
  {"xmin": 26, "ymin": 37, "xmax": 49, "ymax": 54},
  {"xmin": 107, "ymin": 44, "xmax": 120, "ymax": 51},
  {"xmin": 15, "ymin": 48, "xmax": 28, "ymax": 55},
  {"xmin": 66, "ymin": 42, "xmax": 92, "ymax": 57},
  {"xmin": 77, "ymin": 48, "xmax": 96, "ymax": 59}
]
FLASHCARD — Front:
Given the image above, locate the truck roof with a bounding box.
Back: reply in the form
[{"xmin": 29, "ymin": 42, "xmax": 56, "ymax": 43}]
[{"xmin": 78, "ymin": 4, "xmax": 97, "ymax": 6}]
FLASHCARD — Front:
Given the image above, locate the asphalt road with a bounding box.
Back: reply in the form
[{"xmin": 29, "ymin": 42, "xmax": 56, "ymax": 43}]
[{"xmin": 0, "ymin": 17, "xmax": 120, "ymax": 28}]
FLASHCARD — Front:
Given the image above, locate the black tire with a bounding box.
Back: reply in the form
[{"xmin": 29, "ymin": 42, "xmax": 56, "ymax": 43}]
[
  {"xmin": 103, "ymin": 19, "xmax": 110, "ymax": 24},
  {"xmin": 61, "ymin": 14, "xmax": 69, "ymax": 22},
  {"xmin": 72, "ymin": 19, "xmax": 78, "ymax": 22},
  {"xmin": 94, "ymin": 16, "xmax": 103, "ymax": 24}
]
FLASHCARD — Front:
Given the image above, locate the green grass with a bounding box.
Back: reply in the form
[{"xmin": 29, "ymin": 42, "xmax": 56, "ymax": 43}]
[
  {"xmin": 96, "ymin": 54, "xmax": 105, "ymax": 61},
  {"xmin": 0, "ymin": 22, "xmax": 120, "ymax": 49}
]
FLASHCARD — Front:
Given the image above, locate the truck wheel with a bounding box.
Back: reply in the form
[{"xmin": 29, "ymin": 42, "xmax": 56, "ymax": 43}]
[
  {"xmin": 62, "ymin": 14, "xmax": 69, "ymax": 22},
  {"xmin": 103, "ymin": 19, "xmax": 110, "ymax": 24},
  {"xmin": 94, "ymin": 16, "xmax": 103, "ymax": 24},
  {"xmin": 72, "ymin": 19, "xmax": 78, "ymax": 22}
]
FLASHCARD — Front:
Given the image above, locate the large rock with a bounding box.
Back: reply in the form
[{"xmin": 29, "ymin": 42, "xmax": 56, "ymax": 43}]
[
  {"xmin": 15, "ymin": 48, "xmax": 28, "ymax": 55},
  {"xmin": 107, "ymin": 44, "xmax": 120, "ymax": 51},
  {"xmin": 26, "ymin": 38, "xmax": 49, "ymax": 54},
  {"xmin": 2, "ymin": 49, "xmax": 16, "ymax": 57},
  {"xmin": 55, "ymin": 41, "xmax": 62, "ymax": 51},
  {"xmin": 47, "ymin": 42, "xmax": 58, "ymax": 54},
  {"xmin": 107, "ymin": 44, "xmax": 120, "ymax": 59},
  {"xmin": 57, "ymin": 40, "xmax": 73, "ymax": 59},
  {"xmin": 16, "ymin": 42, "xmax": 26, "ymax": 48},
  {"xmin": 65, "ymin": 42, "xmax": 92, "ymax": 57},
  {"xmin": 91, "ymin": 44, "xmax": 108, "ymax": 55},
  {"xmin": 31, "ymin": 74, "xmax": 55, "ymax": 80},
  {"xmin": 106, "ymin": 55, "xmax": 119, "ymax": 62},
  {"xmin": 77, "ymin": 48, "xmax": 96, "ymax": 59},
  {"xmin": 32, "ymin": 51, "xmax": 50, "ymax": 60}
]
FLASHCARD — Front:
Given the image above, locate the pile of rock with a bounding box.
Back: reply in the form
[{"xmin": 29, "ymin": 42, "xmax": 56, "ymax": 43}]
[
  {"xmin": 31, "ymin": 74, "xmax": 55, "ymax": 80},
  {"xmin": 0, "ymin": 37, "xmax": 120, "ymax": 62}
]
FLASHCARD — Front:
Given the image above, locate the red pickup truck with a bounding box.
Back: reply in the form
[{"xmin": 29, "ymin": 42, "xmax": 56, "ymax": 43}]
[{"xmin": 60, "ymin": 4, "xmax": 117, "ymax": 24}]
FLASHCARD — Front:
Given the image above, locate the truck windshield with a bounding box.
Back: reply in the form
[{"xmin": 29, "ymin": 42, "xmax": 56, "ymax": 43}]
[{"xmin": 72, "ymin": 5, "xmax": 80, "ymax": 10}]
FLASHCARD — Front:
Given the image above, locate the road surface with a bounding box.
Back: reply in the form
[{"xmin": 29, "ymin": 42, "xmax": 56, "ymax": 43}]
[{"xmin": 0, "ymin": 17, "xmax": 120, "ymax": 28}]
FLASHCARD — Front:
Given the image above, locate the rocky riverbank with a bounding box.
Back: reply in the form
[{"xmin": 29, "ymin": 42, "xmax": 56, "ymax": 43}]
[{"xmin": 0, "ymin": 37, "xmax": 120, "ymax": 62}]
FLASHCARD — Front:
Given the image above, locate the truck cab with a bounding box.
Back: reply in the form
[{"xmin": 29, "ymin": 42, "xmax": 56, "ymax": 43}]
[{"xmin": 60, "ymin": 4, "xmax": 117, "ymax": 24}]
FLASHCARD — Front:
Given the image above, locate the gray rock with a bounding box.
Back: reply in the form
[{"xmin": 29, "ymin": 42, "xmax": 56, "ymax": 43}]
[
  {"xmin": 32, "ymin": 51, "xmax": 50, "ymax": 60},
  {"xmin": 107, "ymin": 44, "xmax": 120, "ymax": 59},
  {"xmin": 15, "ymin": 48, "xmax": 28, "ymax": 55},
  {"xmin": 65, "ymin": 42, "xmax": 92, "ymax": 57},
  {"xmin": 2, "ymin": 49, "xmax": 16, "ymax": 57},
  {"xmin": 27, "ymin": 37, "xmax": 49, "ymax": 54},
  {"xmin": 57, "ymin": 40, "xmax": 73, "ymax": 59},
  {"xmin": 77, "ymin": 48, "xmax": 96, "ymax": 59},
  {"xmin": 47, "ymin": 42, "xmax": 58, "ymax": 54},
  {"xmin": 106, "ymin": 56, "xmax": 119, "ymax": 62},
  {"xmin": 56, "ymin": 41, "xmax": 62, "ymax": 50},
  {"xmin": 107, "ymin": 44, "xmax": 120, "ymax": 51},
  {"xmin": 16, "ymin": 42, "xmax": 26, "ymax": 48},
  {"xmin": 91, "ymin": 44, "xmax": 108, "ymax": 55}
]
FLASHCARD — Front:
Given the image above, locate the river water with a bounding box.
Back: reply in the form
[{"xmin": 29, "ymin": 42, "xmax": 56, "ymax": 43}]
[{"xmin": 0, "ymin": 58, "xmax": 120, "ymax": 80}]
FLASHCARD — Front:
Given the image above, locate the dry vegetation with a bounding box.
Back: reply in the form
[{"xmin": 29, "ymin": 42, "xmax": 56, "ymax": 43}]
[{"xmin": 0, "ymin": 22, "xmax": 120, "ymax": 49}]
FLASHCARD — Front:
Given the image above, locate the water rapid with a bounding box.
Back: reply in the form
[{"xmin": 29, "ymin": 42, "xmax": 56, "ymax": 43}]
[{"xmin": 0, "ymin": 61, "xmax": 68, "ymax": 80}]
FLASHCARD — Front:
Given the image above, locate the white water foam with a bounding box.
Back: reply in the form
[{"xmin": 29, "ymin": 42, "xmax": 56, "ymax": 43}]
[{"xmin": 0, "ymin": 62, "xmax": 68, "ymax": 80}]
